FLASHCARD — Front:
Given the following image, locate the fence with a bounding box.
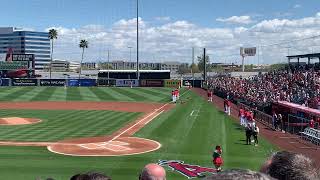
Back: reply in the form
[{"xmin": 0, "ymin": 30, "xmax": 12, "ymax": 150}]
[
  {"xmin": 0, "ymin": 78, "xmax": 182, "ymax": 87},
  {"xmin": 286, "ymin": 114, "xmax": 320, "ymax": 134}
]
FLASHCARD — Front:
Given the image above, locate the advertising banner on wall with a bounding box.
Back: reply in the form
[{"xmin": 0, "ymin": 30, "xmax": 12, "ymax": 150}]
[
  {"xmin": 68, "ymin": 79, "xmax": 97, "ymax": 87},
  {"xmin": 12, "ymin": 79, "xmax": 37, "ymax": 86},
  {"xmin": 164, "ymin": 79, "xmax": 181, "ymax": 88},
  {"xmin": 0, "ymin": 78, "xmax": 10, "ymax": 86},
  {"xmin": 40, "ymin": 79, "xmax": 66, "ymax": 86},
  {"xmin": 97, "ymin": 79, "xmax": 116, "ymax": 86},
  {"xmin": 140, "ymin": 80, "xmax": 164, "ymax": 87},
  {"xmin": 115, "ymin": 79, "xmax": 139, "ymax": 87}
]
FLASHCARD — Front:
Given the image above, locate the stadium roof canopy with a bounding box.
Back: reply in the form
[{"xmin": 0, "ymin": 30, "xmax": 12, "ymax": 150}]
[
  {"xmin": 287, "ymin": 53, "xmax": 320, "ymax": 59},
  {"xmin": 286, "ymin": 53, "xmax": 320, "ymax": 64}
]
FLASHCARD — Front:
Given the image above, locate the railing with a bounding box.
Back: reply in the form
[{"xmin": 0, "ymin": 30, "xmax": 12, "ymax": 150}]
[
  {"xmin": 287, "ymin": 114, "xmax": 320, "ymax": 134},
  {"xmin": 239, "ymin": 102, "xmax": 274, "ymax": 130}
]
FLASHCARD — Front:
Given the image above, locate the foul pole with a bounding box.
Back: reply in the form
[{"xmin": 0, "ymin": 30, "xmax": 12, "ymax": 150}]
[
  {"xmin": 136, "ymin": 0, "xmax": 140, "ymax": 80},
  {"xmin": 192, "ymin": 47, "xmax": 195, "ymax": 87}
]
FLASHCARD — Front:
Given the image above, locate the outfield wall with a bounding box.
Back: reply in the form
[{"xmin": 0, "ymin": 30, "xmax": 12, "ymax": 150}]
[{"xmin": 0, "ymin": 78, "xmax": 189, "ymax": 87}]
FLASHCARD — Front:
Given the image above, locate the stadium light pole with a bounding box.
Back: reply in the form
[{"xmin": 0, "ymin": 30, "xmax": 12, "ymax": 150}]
[
  {"xmin": 107, "ymin": 49, "xmax": 110, "ymax": 86},
  {"xmin": 128, "ymin": 46, "xmax": 132, "ymax": 69},
  {"xmin": 136, "ymin": 0, "xmax": 140, "ymax": 81},
  {"xmin": 203, "ymin": 48, "xmax": 206, "ymax": 82},
  {"xmin": 192, "ymin": 47, "xmax": 195, "ymax": 88}
]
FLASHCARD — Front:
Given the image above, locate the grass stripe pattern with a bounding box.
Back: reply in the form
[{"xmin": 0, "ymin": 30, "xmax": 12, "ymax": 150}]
[{"xmin": 0, "ymin": 87, "xmax": 174, "ymax": 103}]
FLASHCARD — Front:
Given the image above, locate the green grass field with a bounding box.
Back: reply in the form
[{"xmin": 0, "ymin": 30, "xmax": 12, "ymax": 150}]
[
  {"xmin": 0, "ymin": 87, "xmax": 174, "ymax": 102},
  {"xmin": 0, "ymin": 109, "xmax": 141, "ymax": 142},
  {"xmin": 0, "ymin": 87, "xmax": 277, "ymax": 179}
]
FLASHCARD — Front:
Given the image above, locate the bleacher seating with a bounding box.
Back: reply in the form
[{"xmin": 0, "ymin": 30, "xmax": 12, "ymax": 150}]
[{"xmin": 300, "ymin": 128, "xmax": 320, "ymax": 145}]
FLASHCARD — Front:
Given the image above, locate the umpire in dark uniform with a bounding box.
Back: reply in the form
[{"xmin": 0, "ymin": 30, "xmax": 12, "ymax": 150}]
[{"xmin": 245, "ymin": 124, "xmax": 253, "ymax": 145}]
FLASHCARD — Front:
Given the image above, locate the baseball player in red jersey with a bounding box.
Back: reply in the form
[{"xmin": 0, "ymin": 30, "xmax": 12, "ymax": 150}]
[
  {"xmin": 224, "ymin": 99, "xmax": 227, "ymax": 113},
  {"xmin": 176, "ymin": 89, "xmax": 180, "ymax": 100},
  {"xmin": 246, "ymin": 110, "xmax": 254, "ymax": 127},
  {"xmin": 207, "ymin": 90, "xmax": 213, "ymax": 102},
  {"xmin": 239, "ymin": 108, "xmax": 245, "ymax": 126},
  {"xmin": 173, "ymin": 89, "xmax": 178, "ymax": 103},
  {"xmin": 225, "ymin": 98, "xmax": 231, "ymax": 116},
  {"xmin": 171, "ymin": 90, "xmax": 175, "ymax": 103},
  {"xmin": 244, "ymin": 110, "xmax": 250, "ymax": 127}
]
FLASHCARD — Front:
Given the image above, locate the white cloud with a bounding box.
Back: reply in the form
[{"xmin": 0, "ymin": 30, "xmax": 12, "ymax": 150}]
[
  {"xmin": 47, "ymin": 12, "xmax": 320, "ymax": 65},
  {"xmin": 293, "ymin": 4, "xmax": 301, "ymax": 9},
  {"xmin": 155, "ymin": 16, "xmax": 171, "ymax": 21},
  {"xmin": 216, "ymin": 16, "xmax": 254, "ymax": 24}
]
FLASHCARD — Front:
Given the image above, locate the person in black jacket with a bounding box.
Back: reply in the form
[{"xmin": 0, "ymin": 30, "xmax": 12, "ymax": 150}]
[{"xmin": 245, "ymin": 124, "xmax": 253, "ymax": 145}]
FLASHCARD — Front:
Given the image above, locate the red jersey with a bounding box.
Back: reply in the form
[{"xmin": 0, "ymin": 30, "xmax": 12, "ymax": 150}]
[
  {"xmin": 174, "ymin": 90, "xmax": 178, "ymax": 96},
  {"xmin": 226, "ymin": 100, "xmax": 231, "ymax": 106},
  {"xmin": 246, "ymin": 111, "xmax": 252, "ymax": 121},
  {"xmin": 309, "ymin": 120, "xmax": 315, "ymax": 128},
  {"xmin": 208, "ymin": 91, "xmax": 212, "ymax": 97},
  {"xmin": 239, "ymin": 109, "xmax": 245, "ymax": 117},
  {"xmin": 171, "ymin": 91, "xmax": 175, "ymax": 96},
  {"xmin": 250, "ymin": 112, "xmax": 254, "ymax": 120}
]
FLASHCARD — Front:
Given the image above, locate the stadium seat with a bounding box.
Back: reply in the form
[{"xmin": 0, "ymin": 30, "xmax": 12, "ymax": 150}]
[{"xmin": 300, "ymin": 128, "xmax": 320, "ymax": 145}]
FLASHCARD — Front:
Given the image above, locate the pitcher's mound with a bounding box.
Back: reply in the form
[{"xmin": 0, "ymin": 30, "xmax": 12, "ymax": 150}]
[{"xmin": 0, "ymin": 117, "xmax": 42, "ymax": 125}]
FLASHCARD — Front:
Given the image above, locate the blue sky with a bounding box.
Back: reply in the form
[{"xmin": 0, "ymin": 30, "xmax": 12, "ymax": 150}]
[
  {"xmin": 0, "ymin": 0, "xmax": 320, "ymax": 64},
  {"xmin": 1, "ymin": 0, "xmax": 319, "ymax": 29}
]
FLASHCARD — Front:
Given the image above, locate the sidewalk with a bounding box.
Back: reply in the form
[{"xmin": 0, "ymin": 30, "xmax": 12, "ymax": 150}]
[{"xmin": 192, "ymin": 88, "xmax": 320, "ymax": 167}]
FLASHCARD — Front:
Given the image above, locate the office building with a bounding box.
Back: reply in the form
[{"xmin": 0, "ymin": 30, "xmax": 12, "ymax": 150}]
[
  {"xmin": 0, "ymin": 27, "xmax": 51, "ymax": 70},
  {"xmin": 161, "ymin": 61, "xmax": 181, "ymax": 73},
  {"xmin": 51, "ymin": 59, "xmax": 69, "ymax": 72},
  {"xmin": 82, "ymin": 62, "xmax": 97, "ymax": 69}
]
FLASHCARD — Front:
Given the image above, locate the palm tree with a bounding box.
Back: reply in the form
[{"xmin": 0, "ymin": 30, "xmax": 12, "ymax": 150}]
[
  {"xmin": 78, "ymin": 39, "xmax": 88, "ymax": 86},
  {"xmin": 48, "ymin": 29, "xmax": 58, "ymax": 79}
]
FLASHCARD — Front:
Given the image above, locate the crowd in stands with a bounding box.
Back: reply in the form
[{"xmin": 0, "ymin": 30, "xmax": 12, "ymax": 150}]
[
  {"xmin": 209, "ymin": 69, "xmax": 320, "ymax": 111},
  {"xmin": 38, "ymin": 150, "xmax": 319, "ymax": 180}
]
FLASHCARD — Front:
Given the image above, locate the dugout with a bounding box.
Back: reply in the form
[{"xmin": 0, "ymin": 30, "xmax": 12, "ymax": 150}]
[{"xmin": 273, "ymin": 101, "xmax": 320, "ymax": 134}]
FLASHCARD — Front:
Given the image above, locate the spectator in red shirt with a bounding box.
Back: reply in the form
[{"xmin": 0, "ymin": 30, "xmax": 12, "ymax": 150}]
[{"xmin": 309, "ymin": 118, "xmax": 315, "ymax": 129}]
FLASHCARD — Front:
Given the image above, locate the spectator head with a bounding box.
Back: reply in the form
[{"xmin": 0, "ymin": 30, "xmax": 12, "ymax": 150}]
[
  {"xmin": 70, "ymin": 172, "xmax": 111, "ymax": 180},
  {"xmin": 260, "ymin": 151, "xmax": 319, "ymax": 180},
  {"xmin": 139, "ymin": 163, "xmax": 166, "ymax": 180},
  {"xmin": 204, "ymin": 169, "xmax": 274, "ymax": 180}
]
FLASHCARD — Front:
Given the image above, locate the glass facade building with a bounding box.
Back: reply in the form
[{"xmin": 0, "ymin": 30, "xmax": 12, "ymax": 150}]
[{"xmin": 0, "ymin": 27, "xmax": 51, "ymax": 70}]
